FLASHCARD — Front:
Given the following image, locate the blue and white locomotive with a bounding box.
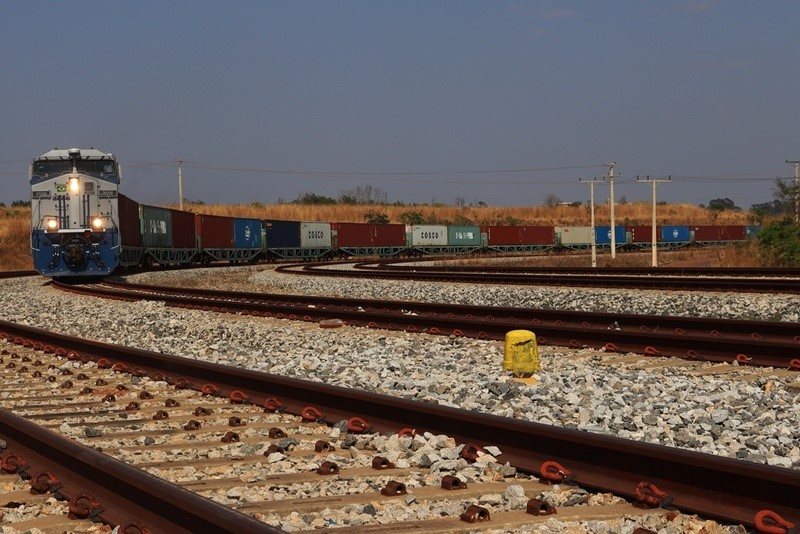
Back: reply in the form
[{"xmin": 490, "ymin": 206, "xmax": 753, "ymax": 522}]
[{"xmin": 30, "ymin": 148, "xmax": 121, "ymax": 277}]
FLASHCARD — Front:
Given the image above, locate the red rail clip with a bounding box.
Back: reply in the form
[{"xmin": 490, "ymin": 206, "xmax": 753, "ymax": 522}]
[
  {"xmin": 201, "ymin": 383, "xmax": 219, "ymax": 396},
  {"xmin": 633, "ymin": 481, "xmax": 671, "ymax": 508},
  {"xmin": 754, "ymin": 509, "xmax": 796, "ymax": 534},
  {"xmin": 30, "ymin": 471, "xmax": 61, "ymax": 494},
  {"xmin": 397, "ymin": 427, "xmax": 416, "ymax": 438},
  {"xmin": 264, "ymin": 397, "xmax": 283, "ymax": 412},
  {"xmin": 540, "ymin": 460, "xmax": 572, "ymax": 483},
  {"xmin": 301, "ymin": 406, "xmax": 323, "ymax": 422},
  {"xmin": 347, "ymin": 416, "xmax": 371, "ymax": 433},
  {"xmin": 229, "ymin": 390, "xmax": 248, "ymax": 404},
  {"xmin": 68, "ymin": 492, "xmax": 103, "ymax": 520}
]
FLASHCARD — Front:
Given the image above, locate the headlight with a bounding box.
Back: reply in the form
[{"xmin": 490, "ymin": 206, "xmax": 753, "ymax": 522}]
[
  {"xmin": 91, "ymin": 216, "xmax": 105, "ymax": 230},
  {"xmin": 44, "ymin": 216, "xmax": 59, "ymax": 232},
  {"xmin": 69, "ymin": 177, "xmax": 80, "ymax": 193}
]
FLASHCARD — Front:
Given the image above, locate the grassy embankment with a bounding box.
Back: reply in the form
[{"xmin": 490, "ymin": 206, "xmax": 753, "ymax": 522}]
[{"xmin": 1, "ymin": 202, "xmax": 759, "ymax": 272}]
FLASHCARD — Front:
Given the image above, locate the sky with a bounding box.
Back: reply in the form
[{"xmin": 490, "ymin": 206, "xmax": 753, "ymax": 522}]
[{"xmin": 1, "ymin": 1, "xmax": 799, "ymax": 209}]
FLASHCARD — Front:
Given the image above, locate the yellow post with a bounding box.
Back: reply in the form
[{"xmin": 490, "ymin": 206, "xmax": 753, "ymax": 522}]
[{"xmin": 504, "ymin": 330, "xmax": 539, "ymax": 376}]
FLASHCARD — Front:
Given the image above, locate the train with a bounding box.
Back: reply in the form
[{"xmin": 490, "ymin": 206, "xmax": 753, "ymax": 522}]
[{"xmin": 29, "ymin": 148, "xmax": 761, "ymax": 278}]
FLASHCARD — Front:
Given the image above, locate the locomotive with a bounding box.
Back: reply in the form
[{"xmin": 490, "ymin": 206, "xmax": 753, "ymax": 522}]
[
  {"xmin": 30, "ymin": 148, "xmax": 760, "ymax": 279},
  {"xmin": 30, "ymin": 148, "xmax": 121, "ymax": 277}
]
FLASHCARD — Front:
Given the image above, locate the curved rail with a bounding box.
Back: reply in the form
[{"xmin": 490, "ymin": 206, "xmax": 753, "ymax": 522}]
[
  {"xmin": 61, "ymin": 280, "xmax": 800, "ymax": 370},
  {"xmin": 278, "ymin": 261, "xmax": 800, "ymax": 293},
  {"xmin": 358, "ymin": 259, "xmax": 800, "ymax": 277}
]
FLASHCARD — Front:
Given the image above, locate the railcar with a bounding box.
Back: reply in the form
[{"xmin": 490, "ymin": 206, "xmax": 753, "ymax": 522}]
[
  {"xmin": 481, "ymin": 225, "xmax": 556, "ymax": 253},
  {"xmin": 30, "ymin": 148, "xmax": 121, "ymax": 277}
]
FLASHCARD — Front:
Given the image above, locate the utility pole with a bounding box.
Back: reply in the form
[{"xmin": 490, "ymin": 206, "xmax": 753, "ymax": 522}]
[
  {"xmin": 177, "ymin": 160, "xmax": 184, "ymax": 210},
  {"xmin": 787, "ymin": 160, "xmax": 799, "ymax": 222},
  {"xmin": 603, "ymin": 162, "xmax": 617, "ymax": 259},
  {"xmin": 637, "ymin": 175, "xmax": 671, "ymax": 267},
  {"xmin": 579, "ymin": 178, "xmax": 602, "ymax": 267}
]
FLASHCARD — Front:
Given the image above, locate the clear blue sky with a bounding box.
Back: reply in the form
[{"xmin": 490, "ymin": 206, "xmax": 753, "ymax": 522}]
[{"xmin": 2, "ymin": 1, "xmax": 798, "ymax": 209}]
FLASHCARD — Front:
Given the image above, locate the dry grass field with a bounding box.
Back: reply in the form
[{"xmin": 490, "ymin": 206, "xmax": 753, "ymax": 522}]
[
  {"xmin": 0, "ymin": 207, "xmax": 32, "ymax": 271},
  {"xmin": 174, "ymin": 201, "xmax": 752, "ymax": 227},
  {"xmin": 1, "ymin": 202, "xmax": 759, "ymax": 272}
]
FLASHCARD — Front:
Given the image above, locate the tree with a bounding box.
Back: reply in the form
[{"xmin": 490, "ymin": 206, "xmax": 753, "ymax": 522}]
[
  {"xmin": 398, "ymin": 211, "xmax": 425, "ymax": 225},
  {"xmin": 750, "ymin": 199, "xmax": 787, "ymax": 223},
  {"xmin": 543, "ymin": 194, "xmax": 562, "ymax": 208},
  {"xmin": 757, "ymin": 218, "xmax": 800, "ymax": 266},
  {"xmin": 339, "ymin": 185, "xmax": 388, "ymax": 205},
  {"xmin": 363, "ymin": 210, "xmax": 389, "ymax": 224},
  {"xmin": 294, "ymin": 192, "xmax": 337, "ymax": 205},
  {"xmin": 774, "ymin": 178, "xmax": 800, "ymax": 219},
  {"xmin": 752, "ymin": 178, "xmax": 800, "ymax": 266},
  {"xmin": 706, "ymin": 198, "xmax": 739, "ymax": 211}
]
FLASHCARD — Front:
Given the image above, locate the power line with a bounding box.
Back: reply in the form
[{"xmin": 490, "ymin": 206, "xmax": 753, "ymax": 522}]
[{"xmin": 158, "ymin": 161, "xmax": 607, "ymax": 177}]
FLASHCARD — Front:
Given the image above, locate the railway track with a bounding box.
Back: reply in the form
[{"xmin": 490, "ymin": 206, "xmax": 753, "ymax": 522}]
[
  {"xmin": 358, "ymin": 260, "xmax": 800, "ymax": 277},
  {"xmin": 278, "ymin": 261, "xmax": 800, "ymax": 293},
  {"xmin": 1, "ymin": 321, "xmax": 799, "ymax": 532},
  {"xmin": 55, "ymin": 279, "xmax": 800, "ymax": 370}
]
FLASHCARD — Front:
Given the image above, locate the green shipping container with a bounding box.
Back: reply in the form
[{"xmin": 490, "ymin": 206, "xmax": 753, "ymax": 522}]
[
  {"xmin": 140, "ymin": 204, "xmax": 173, "ymax": 248},
  {"xmin": 447, "ymin": 225, "xmax": 482, "ymax": 246}
]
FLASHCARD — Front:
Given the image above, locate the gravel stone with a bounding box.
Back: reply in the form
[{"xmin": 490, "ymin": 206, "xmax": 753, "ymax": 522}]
[{"xmin": 2, "ymin": 269, "xmax": 799, "ymax": 474}]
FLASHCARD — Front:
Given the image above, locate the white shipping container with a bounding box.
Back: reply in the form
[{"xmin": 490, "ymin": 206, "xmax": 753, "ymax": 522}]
[
  {"xmin": 411, "ymin": 225, "xmax": 448, "ymax": 246},
  {"xmin": 300, "ymin": 222, "xmax": 332, "ymax": 248},
  {"xmin": 557, "ymin": 226, "xmax": 594, "ymax": 245}
]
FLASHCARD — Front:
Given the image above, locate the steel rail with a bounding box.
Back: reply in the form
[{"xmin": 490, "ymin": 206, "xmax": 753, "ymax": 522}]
[
  {"xmin": 279, "ymin": 262, "xmax": 800, "ymax": 293},
  {"xmin": 355, "ymin": 259, "xmax": 800, "ymax": 278},
  {"xmin": 0, "ymin": 409, "xmax": 281, "ymax": 533},
  {"xmin": 63, "ymin": 281, "xmax": 800, "ymax": 369},
  {"xmin": 0, "ymin": 269, "xmax": 38, "ymax": 279},
  {"xmin": 103, "ymin": 279, "xmax": 800, "ymax": 343},
  {"xmin": 1, "ymin": 319, "xmax": 798, "ymax": 527}
]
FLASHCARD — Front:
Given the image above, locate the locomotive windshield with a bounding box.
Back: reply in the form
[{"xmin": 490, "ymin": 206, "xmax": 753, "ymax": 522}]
[
  {"xmin": 31, "ymin": 158, "xmax": 116, "ymax": 177},
  {"xmin": 76, "ymin": 159, "xmax": 116, "ymax": 175},
  {"xmin": 32, "ymin": 159, "xmax": 72, "ymax": 176}
]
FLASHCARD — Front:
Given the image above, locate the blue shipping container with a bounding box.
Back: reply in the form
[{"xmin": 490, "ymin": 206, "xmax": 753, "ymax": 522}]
[
  {"xmin": 263, "ymin": 220, "xmax": 301, "ymax": 248},
  {"xmin": 661, "ymin": 226, "xmax": 690, "ymax": 242},
  {"xmin": 745, "ymin": 225, "xmax": 761, "ymax": 238},
  {"xmin": 594, "ymin": 226, "xmax": 626, "ymax": 245},
  {"xmin": 234, "ymin": 218, "xmax": 262, "ymax": 249}
]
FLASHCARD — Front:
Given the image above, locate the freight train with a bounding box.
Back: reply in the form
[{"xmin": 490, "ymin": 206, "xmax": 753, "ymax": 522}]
[{"xmin": 29, "ymin": 148, "xmax": 760, "ymax": 278}]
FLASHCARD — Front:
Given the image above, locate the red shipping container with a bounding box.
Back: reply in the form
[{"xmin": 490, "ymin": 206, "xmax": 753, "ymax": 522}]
[
  {"xmin": 721, "ymin": 225, "xmax": 746, "ymax": 240},
  {"xmin": 481, "ymin": 226, "xmax": 555, "ymax": 246},
  {"xmin": 171, "ymin": 209, "xmax": 196, "ymax": 248},
  {"xmin": 628, "ymin": 226, "xmax": 661, "ymax": 243},
  {"xmin": 195, "ymin": 214, "xmax": 234, "ymax": 248},
  {"xmin": 522, "ymin": 226, "xmax": 556, "ymax": 245},
  {"xmin": 333, "ymin": 223, "xmax": 406, "ymax": 247},
  {"xmin": 692, "ymin": 226, "xmax": 724, "ymax": 241},
  {"xmin": 118, "ymin": 194, "xmax": 142, "ymax": 247}
]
